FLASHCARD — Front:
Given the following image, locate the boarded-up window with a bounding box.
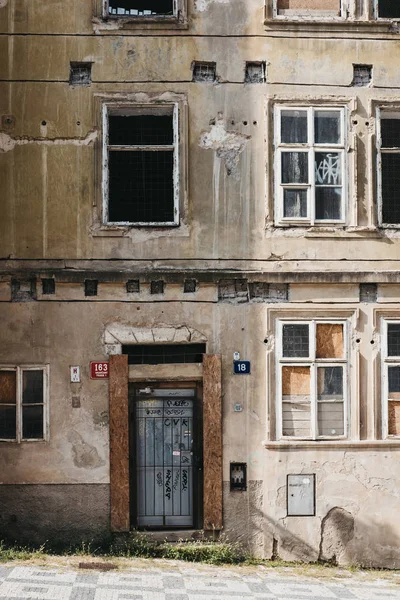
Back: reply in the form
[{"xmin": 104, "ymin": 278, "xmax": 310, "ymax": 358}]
[
  {"xmin": 282, "ymin": 366, "xmax": 311, "ymax": 437},
  {"xmin": 388, "ymin": 366, "xmax": 400, "ymax": 436},
  {"xmin": 278, "ymin": 320, "xmax": 347, "ymax": 439},
  {"xmin": 277, "ymin": 0, "xmax": 342, "ymax": 16},
  {"xmin": 0, "ymin": 367, "xmax": 46, "ymax": 442},
  {"xmin": 316, "ymin": 324, "xmax": 344, "ymax": 359}
]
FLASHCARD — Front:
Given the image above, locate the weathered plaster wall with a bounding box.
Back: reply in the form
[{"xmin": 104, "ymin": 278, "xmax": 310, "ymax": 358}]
[{"xmin": 0, "ymin": 293, "xmax": 399, "ymax": 565}]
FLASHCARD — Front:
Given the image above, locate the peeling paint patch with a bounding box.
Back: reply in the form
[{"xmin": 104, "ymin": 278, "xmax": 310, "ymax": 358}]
[
  {"xmin": 199, "ymin": 116, "xmax": 250, "ymax": 177},
  {"xmin": 195, "ymin": 0, "xmax": 229, "ymax": 11},
  {"xmin": 0, "ymin": 131, "xmax": 97, "ymax": 153},
  {"xmin": 68, "ymin": 431, "xmax": 105, "ymax": 469}
]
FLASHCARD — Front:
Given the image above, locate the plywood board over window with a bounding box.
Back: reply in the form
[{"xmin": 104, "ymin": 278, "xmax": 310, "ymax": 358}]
[
  {"xmin": 277, "ymin": 0, "xmax": 342, "ymax": 16},
  {"xmin": 316, "ymin": 324, "xmax": 344, "ymax": 359}
]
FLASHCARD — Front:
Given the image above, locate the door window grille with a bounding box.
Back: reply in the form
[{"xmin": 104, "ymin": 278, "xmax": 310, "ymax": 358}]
[
  {"xmin": 123, "ymin": 344, "xmax": 206, "ymax": 365},
  {"xmin": 133, "ymin": 387, "xmax": 196, "ymax": 528}
]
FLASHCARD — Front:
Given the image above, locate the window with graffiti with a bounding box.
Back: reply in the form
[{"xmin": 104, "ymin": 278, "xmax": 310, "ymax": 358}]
[{"xmin": 274, "ymin": 105, "xmax": 346, "ymax": 226}]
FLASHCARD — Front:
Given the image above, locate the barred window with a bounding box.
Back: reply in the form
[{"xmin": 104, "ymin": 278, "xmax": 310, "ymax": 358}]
[
  {"xmin": 0, "ymin": 366, "xmax": 48, "ymax": 442},
  {"xmin": 103, "ymin": 104, "xmax": 179, "ymax": 226}
]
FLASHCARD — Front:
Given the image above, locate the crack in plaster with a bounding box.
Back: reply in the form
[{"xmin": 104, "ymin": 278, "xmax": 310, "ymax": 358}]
[
  {"xmin": 199, "ymin": 115, "xmax": 250, "ymax": 178},
  {"xmin": 0, "ymin": 131, "xmax": 98, "ymax": 153}
]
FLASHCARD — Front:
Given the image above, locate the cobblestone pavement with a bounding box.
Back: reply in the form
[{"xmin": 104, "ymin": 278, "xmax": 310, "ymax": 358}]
[{"xmin": 1, "ymin": 563, "xmax": 400, "ymax": 600}]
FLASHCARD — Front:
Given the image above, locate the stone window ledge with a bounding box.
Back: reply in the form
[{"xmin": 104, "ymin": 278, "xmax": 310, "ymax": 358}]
[
  {"xmin": 263, "ymin": 440, "xmax": 400, "ymax": 449},
  {"xmin": 264, "ymin": 19, "xmax": 396, "ymax": 34}
]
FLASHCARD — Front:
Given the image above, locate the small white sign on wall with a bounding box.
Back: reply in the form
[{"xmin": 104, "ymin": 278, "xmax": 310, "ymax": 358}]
[{"xmin": 70, "ymin": 366, "xmax": 80, "ymax": 383}]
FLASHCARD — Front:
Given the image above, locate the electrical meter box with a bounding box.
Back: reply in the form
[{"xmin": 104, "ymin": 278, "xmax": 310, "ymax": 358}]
[{"xmin": 287, "ymin": 474, "xmax": 315, "ymax": 516}]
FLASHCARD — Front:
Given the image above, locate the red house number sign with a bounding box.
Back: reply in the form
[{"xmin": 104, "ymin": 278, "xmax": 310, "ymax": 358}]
[{"xmin": 90, "ymin": 361, "xmax": 109, "ymax": 379}]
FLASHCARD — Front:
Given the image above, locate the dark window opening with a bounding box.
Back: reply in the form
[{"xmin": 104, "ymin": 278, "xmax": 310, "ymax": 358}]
[
  {"xmin": 42, "ymin": 279, "xmax": 55, "ymax": 295},
  {"xmin": 378, "ymin": 0, "xmax": 400, "ymax": 18},
  {"xmin": 360, "ymin": 283, "xmax": 377, "ymax": 303},
  {"xmin": 126, "ymin": 279, "xmax": 140, "ymax": 293},
  {"xmin": 380, "ymin": 118, "xmax": 400, "ymax": 225},
  {"xmin": 108, "ymin": 0, "xmax": 174, "ymax": 16},
  {"xmin": 107, "ymin": 113, "xmax": 175, "ymax": 224},
  {"xmin": 69, "ymin": 63, "xmax": 92, "ymax": 86},
  {"xmin": 245, "ymin": 62, "xmax": 266, "ymax": 84},
  {"xmin": 85, "ymin": 280, "xmax": 98, "ymax": 297},
  {"xmin": 184, "ymin": 279, "xmax": 197, "ymax": 293},
  {"xmin": 109, "ymin": 115, "xmax": 173, "ymax": 146},
  {"xmin": 150, "ymin": 280, "xmax": 165, "ymax": 294},
  {"xmin": 381, "ymin": 154, "xmax": 400, "ymax": 224},
  {"xmin": 388, "ymin": 324, "xmax": 400, "ymax": 357},
  {"xmin": 123, "ymin": 344, "xmax": 206, "ymax": 365},
  {"xmin": 192, "ymin": 62, "xmax": 217, "ymax": 83}
]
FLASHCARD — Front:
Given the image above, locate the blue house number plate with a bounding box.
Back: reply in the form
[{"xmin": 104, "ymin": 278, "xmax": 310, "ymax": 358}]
[{"xmin": 233, "ymin": 360, "xmax": 251, "ymax": 374}]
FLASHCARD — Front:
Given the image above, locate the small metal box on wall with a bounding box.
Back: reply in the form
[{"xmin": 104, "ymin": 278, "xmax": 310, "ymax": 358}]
[
  {"xmin": 230, "ymin": 463, "xmax": 247, "ymax": 491},
  {"xmin": 287, "ymin": 474, "xmax": 316, "ymax": 516}
]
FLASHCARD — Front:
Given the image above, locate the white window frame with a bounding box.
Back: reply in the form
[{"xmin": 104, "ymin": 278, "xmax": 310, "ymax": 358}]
[
  {"xmin": 276, "ymin": 320, "xmax": 349, "ymax": 440},
  {"xmin": 105, "ymin": 0, "xmax": 178, "ymax": 18},
  {"xmin": 376, "ymin": 108, "xmax": 400, "ymax": 227},
  {"xmin": 0, "ymin": 365, "xmax": 49, "ymax": 443},
  {"xmin": 102, "ymin": 102, "xmax": 180, "ymax": 227},
  {"xmin": 381, "ymin": 319, "xmax": 400, "ymax": 438},
  {"xmin": 272, "ymin": 0, "xmax": 351, "ymax": 20},
  {"xmin": 274, "ymin": 105, "xmax": 347, "ymax": 226}
]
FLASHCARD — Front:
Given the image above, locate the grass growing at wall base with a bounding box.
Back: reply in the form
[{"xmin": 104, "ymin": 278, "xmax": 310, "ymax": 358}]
[{"xmin": 0, "ymin": 535, "xmax": 248, "ymax": 566}]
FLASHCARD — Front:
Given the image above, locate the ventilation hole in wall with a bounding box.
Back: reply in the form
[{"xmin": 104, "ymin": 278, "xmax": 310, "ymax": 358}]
[
  {"xmin": 42, "ymin": 279, "xmax": 55, "ymax": 295},
  {"xmin": 360, "ymin": 283, "xmax": 377, "ymax": 303},
  {"xmin": 41, "ymin": 121, "xmax": 47, "ymax": 126},
  {"xmin": 352, "ymin": 64, "xmax": 372, "ymax": 87},
  {"xmin": 150, "ymin": 280, "xmax": 165, "ymax": 294},
  {"xmin": 184, "ymin": 279, "xmax": 197, "ymax": 293},
  {"xmin": 243, "ymin": 121, "xmax": 248, "ymax": 126},
  {"xmin": 126, "ymin": 279, "xmax": 140, "ymax": 293},
  {"xmin": 192, "ymin": 61, "xmax": 217, "ymax": 83},
  {"xmin": 245, "ymin": 61, "xmax": 266, "ymax": 84},
  {"xmin": 69, "ymin": 62, "xmax": 92, "ymax": 86},
  {"xmin": 85, "ymin": 280, "xmax": 98, "ymax": 296}
]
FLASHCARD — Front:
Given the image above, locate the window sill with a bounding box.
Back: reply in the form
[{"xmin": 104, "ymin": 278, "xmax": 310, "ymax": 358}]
[
  {"xmin": 268, "ymin": 226, "xmax": 383, "ymax": 239},
  {"xmin": 264, "ymin": 18, "xmax": 398, "ymax": 34},
  {"xmin": 92, "ymin": 15, "xmax": 188, "ymax": 32},
  {"xmin": 263, "ymin": 440, "xmax": 400, "ymax": 449}
]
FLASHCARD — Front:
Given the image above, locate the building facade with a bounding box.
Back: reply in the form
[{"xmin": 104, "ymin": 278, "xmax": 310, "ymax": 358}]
[{"xmin": 1, "ymin": 0, "xmax": 400, "ymax": 567}]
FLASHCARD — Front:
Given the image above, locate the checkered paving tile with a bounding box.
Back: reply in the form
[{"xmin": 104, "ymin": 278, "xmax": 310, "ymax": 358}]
[{"xmin": 0, "ymin": 565, "xmax": 399, "ymax": 599}]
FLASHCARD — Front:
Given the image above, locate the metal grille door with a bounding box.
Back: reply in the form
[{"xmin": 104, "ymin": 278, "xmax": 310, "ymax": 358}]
[{"xmin": 135, "ymin": 388, "xmax": 194, "ymax": 527}]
